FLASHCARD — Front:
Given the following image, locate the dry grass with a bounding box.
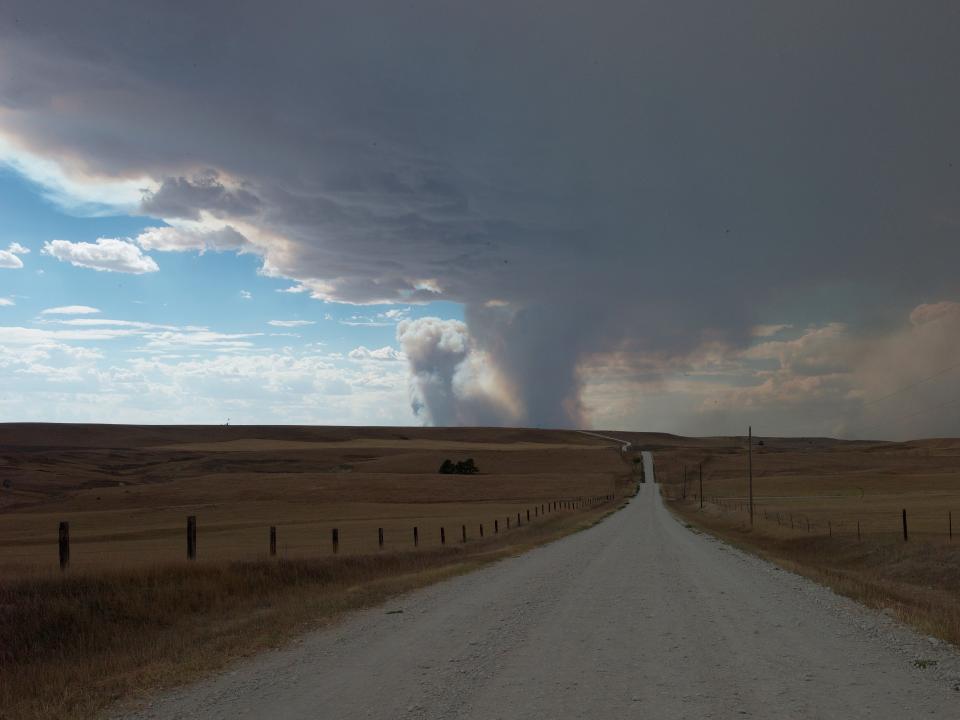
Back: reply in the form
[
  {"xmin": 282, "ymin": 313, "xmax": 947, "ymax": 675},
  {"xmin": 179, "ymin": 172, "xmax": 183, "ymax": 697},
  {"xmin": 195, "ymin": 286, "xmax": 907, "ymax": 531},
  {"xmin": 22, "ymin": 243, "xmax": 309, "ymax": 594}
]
[
  {"xmin": 652, "ymin": 433, "xmax": 960, "ymax": 647},
  {"xmin": 0, "ymin": 502, "xmax": 625, "ymax": 720},
  {"xmin": 0, "ymin": 424, "xmax": 621, "ymax": 572},
  {"xmin": 650, "ymin": 434, "xmax": 960, "ymax": 540},
  {"xmin": 0, "ymin": 423, "xmax": 633, "ymax": 720}
]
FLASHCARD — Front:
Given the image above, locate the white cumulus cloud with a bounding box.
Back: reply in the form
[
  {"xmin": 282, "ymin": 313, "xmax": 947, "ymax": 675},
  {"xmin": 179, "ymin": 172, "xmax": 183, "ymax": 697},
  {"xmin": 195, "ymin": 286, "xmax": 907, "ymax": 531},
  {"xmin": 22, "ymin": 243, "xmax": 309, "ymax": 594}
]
[
  {"xmin": 42, "ymin": 238, "xmax": 159, "ymax": 274},
  {"xmin": 0, "ymin": 242, "xmax": 29, "ymax": 269},
  {"xmin": 41, "ymin": 305, "xmax": 101, "ymax": 315},
  {"xmin": 267, "ymin": 320, "xmax": 315, "ymax": 328},
  {"xmin": 348, "ymin": 345, "xmax": 405, "ymax": 362},
  {"xmin": 0, "ymin": 252, "xmax": 23, "ymax": 269},
  {"xmin": 136, "ymin": 225, "xmax": 252, "ymax": 253}
]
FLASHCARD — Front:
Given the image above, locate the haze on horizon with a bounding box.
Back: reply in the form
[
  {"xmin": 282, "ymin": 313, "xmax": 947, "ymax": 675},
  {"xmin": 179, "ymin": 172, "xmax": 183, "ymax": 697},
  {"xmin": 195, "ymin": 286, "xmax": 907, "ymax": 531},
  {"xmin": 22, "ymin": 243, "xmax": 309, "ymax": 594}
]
[{"xmin": 0, "ymin": 1, "xmax": 958, "ymax": 440}]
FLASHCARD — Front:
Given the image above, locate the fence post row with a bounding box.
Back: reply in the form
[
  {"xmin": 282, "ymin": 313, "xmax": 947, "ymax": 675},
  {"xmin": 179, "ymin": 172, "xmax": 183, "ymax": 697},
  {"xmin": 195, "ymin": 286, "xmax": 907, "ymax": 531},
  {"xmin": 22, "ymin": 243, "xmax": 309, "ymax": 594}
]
[
  {"xmin": 54, "ymin": 488, "xmax": 643, "ymax": 567},
  {"xmin": 187, "ymin": 515, "xmax": 197, "ymax": 560},
  {"xmin": 59, "ymin": 520, "xmax": 70, "ymax": 570}
]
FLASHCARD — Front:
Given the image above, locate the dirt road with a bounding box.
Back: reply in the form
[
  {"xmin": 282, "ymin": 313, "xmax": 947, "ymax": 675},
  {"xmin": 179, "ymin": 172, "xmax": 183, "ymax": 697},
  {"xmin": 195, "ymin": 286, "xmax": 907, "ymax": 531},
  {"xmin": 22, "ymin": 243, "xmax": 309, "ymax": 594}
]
[{"xmin": 125, "ymin": 453, "xmax": 960, "ymax": 719}]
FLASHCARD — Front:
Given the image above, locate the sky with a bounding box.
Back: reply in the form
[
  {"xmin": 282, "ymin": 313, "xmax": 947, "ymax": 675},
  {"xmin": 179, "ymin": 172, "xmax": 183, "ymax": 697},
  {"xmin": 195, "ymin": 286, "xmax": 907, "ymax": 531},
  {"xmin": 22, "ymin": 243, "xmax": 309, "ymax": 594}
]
[{"xmin": 0, "ymin": 1, "xmax": 959, "ymax": 439}]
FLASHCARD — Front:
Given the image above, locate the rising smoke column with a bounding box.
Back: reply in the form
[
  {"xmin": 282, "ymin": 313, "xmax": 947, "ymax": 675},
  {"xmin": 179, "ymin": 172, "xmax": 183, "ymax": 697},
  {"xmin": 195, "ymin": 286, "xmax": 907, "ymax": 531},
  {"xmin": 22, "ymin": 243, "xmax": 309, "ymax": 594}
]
[{"xmin": 396, "ymin": 317, "xmax": 516, "ymax": 426}]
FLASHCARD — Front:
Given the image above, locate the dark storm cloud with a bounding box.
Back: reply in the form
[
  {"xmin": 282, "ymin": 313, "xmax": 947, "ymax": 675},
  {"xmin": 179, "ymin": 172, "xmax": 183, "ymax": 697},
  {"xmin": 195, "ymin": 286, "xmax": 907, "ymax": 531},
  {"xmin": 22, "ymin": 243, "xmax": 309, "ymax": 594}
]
[
  {"xmin": 141, "ymin": 172, "xmax": 262, "ymax": 220},
  {"xmin": 1, "ymin": 1, "xmax": 959, "ymax": 428}
]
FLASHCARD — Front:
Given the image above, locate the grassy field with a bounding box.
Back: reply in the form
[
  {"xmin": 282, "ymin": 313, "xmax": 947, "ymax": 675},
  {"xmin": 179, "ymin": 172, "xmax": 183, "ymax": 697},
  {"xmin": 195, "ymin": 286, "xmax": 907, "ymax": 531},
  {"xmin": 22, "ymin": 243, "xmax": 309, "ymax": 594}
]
[
  {"xmin": 645, "ymin": 432, "xmax": 960, "ymax": 647},
  {"xmin": 644, "ymin": 434, "xmax": 960, "ymax": 541},
  {"xmin": 0, "ymin": 424, "xmax": 625, "ymax": 573},
  {"xmin": 0, "ymin": 423, "xmax": 634, "ymax": 720}
]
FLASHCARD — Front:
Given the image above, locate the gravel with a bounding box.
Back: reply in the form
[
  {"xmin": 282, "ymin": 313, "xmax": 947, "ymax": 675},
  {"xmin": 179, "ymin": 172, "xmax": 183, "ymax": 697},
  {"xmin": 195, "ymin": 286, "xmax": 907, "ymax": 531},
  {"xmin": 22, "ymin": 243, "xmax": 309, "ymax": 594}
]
[{"xmin": 122, "ymin": 452, "xmax": 960, "ymax": 719}]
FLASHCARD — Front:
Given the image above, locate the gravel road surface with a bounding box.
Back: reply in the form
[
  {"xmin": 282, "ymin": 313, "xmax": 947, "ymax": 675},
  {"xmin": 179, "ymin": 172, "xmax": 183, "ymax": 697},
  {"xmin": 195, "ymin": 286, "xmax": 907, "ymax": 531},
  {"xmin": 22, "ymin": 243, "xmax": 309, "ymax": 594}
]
[{"xmin": 125, "ymin": 452, "xmax": 960, "ymax": 719}]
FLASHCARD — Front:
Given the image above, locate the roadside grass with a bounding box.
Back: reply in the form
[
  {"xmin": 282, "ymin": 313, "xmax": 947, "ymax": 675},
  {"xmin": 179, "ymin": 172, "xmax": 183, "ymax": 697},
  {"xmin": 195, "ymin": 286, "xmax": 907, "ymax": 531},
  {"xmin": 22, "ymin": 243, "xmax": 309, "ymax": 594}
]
[
  {"xmin": 0, "ymin": 495, "xmax": 630, "ymax": 720},
  {"xmin": 667, "ymin": 498, "xmax": 960, "ymax": 648}
]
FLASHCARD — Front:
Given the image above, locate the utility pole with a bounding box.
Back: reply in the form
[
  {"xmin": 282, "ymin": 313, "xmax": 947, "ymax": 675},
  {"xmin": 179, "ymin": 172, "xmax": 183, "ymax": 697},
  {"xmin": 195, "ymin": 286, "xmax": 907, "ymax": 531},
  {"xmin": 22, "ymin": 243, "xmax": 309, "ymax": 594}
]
[
  {"xmin": 748, "ymin": 425, "xmax": 754, "ymax": 526},
  {"xmin": 699, "ymin": 462, "xmax": 703, "ymax": 510}
]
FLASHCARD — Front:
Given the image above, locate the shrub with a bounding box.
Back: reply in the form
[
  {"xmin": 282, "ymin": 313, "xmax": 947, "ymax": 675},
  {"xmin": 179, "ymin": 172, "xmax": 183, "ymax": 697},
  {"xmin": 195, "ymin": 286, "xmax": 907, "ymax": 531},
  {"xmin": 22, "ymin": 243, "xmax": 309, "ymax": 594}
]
[
  {"xmin": 438, "ymin": 458, "xmax": 479, "ymax": 474},
  {"xmin": 438, "ymin": 459, "xmax": 456, "ymax": 474},
  {"xmin": 456, "ymin": 458, "xmax": 478, "ymax": 474}
]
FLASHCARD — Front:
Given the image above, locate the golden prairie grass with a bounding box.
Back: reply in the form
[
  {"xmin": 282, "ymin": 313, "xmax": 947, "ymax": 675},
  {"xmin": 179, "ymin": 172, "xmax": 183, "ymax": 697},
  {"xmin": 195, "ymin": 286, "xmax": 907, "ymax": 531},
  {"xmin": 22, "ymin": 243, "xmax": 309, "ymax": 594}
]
[
  {"xmin": 0, "ymin": 424, "xmax": 621, "ymax": 573},
  {"xmin": 0, "ymin": 424, "xmax": 633, "ymax": 720},
  {"xmin": 652, "ymin": 436, "xmax": 960, "ymax": 540},
  {"xmin": 669, "ymin": 500, "xmax": 960, "ymax": 646},
  {"xmin": 656, "ymin": 434, "xmax": 960, "ymax": 647},
  {"xmin": 0, "ymin": 500, "xmax": 627, "ymax": 720}
]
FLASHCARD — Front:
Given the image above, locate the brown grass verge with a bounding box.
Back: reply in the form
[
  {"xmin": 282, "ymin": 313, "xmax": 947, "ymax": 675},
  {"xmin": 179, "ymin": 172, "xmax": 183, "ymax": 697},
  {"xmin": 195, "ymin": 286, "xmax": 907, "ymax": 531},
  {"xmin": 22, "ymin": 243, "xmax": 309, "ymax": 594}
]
[
  {"xmin": 666, "ymin": 495, "xmax": 960, "ymax": 647},
  {"xmin": 0, "ymin": 495, "xmax": 630, "ymax": 720}
]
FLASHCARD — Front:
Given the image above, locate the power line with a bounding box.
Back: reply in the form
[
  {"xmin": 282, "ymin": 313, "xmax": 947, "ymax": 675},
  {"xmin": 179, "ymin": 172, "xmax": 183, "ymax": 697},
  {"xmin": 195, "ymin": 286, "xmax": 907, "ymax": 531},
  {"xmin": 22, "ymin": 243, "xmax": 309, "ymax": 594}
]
[
  {"xmin": 804, "ymin": 359, "xmax": 960, "ymax": 438},
  {"xmin": 860, "ymin": 360, "xmax": 960, "ymax": 409},
  {"xmin": 856, "ymin": 394, "xmax": 960, "ymax": 435}
]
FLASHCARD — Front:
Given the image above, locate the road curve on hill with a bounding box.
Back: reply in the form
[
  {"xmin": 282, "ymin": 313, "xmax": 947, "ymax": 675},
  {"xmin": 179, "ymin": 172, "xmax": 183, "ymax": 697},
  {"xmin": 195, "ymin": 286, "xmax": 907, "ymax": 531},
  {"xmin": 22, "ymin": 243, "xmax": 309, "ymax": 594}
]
[{"xmin": 126, "ymin": 453, "xmax": 960, "ymax": 720}]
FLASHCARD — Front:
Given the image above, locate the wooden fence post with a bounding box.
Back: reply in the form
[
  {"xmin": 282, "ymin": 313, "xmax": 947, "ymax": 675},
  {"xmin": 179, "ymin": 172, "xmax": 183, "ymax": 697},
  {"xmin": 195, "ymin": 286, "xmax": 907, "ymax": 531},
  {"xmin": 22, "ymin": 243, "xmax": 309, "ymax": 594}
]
[
  {"xmin": 517, "ymin": 512, "xmax": 521, "ymax": 526},
  {"xmin": 507, "ymin": 516, "xmax": 511, "ymax": 529},
  {"xmin": 526, "ymin": 509, "xmax": 530, "ymax": 522},
  {"xmin": 413, "ymin": 526, "xmax": 419, "ymax": 547},
  {"xmin": 378, "ymin": 527, "xmax": 384, "ymax": 549},
  {"xmin": 440, "ymin": 527, "xmax": 446, "ymax": 544},
  {"xmin": 902, "ymin": 509, "xmax": 908, "ymax": 542},
  {"xmin": 479, "ymin": 523, "xmax": 484, "ymax": 538},
  {"xmin": 187, "ymin": 515, "xmax": 197, "ymax": 560},
  {"xmin": 857, "ymin": 520, "xmax": 861, "ymax": 542},
  {"xmin": 461, "ymin": 524, "xmax": 467, "ymax": 543},
  {"xmin": 950, "ymin": 511, "xmax": 953, "ymax": 541},
  {"xmin": 494, "ymin": 519, "xmax": 499, "ymax": 533},
  {"xmin": 58, "ymin": 521, "xmax": 70, "ymax": 570},
  {"xmin": 332, "ymin": 527, "xmax": 340, "ymax": 554},
  {"xmin": 270, "ymin": 526, "xmax": 277, "ymax": 557},
  {"xmin": 828, "ymin": 521, "xmax": 832, "ymax": 538}
]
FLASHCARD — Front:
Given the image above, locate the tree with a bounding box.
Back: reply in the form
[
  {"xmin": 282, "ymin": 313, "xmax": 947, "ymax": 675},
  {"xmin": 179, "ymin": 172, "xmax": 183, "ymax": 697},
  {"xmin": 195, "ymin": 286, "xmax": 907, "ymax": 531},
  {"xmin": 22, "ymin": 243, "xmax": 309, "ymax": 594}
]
[
  {"xmin": 439, "ymin": 459, "xmax": 456, "ymax": 474},
  {"xmin": 439, "ymin": 458, "xmax": 479, "ymax": 474},
  {"xmin": 456, "ymin": 458, "xmax": 478, "ymax": 474}
]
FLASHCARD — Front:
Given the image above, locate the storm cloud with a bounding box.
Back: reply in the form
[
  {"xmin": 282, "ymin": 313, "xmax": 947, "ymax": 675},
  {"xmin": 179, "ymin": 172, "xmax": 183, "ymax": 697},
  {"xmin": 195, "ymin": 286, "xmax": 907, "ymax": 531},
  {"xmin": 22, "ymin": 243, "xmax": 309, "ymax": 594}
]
[{"xmin": 1, "ymin": 1, "xmax": 959, "ymax": 432}]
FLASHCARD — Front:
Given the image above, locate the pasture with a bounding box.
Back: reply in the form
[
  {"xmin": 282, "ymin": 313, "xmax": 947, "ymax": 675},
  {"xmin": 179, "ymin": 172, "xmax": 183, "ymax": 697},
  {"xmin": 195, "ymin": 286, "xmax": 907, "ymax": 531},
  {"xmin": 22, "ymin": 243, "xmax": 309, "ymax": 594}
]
[
  {"xmin": 0, "ymin": 424, "xmax": 628, "ymax": 573},
  {"xmin": 649, "ymin": 433, "xmax": 960, "ymax": 646}
]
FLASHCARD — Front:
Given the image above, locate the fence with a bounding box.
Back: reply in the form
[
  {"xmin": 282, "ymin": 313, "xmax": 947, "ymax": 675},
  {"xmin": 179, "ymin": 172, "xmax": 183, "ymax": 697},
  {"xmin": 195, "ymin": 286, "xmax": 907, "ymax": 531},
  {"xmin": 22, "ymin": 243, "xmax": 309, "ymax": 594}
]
[
  {"xmin": 678, "ymin": 493, "xmax": 956, "ymax": 545},
  {"xmin": 52, "ymin": 494, "xmax": 619, "ymax": 570}
]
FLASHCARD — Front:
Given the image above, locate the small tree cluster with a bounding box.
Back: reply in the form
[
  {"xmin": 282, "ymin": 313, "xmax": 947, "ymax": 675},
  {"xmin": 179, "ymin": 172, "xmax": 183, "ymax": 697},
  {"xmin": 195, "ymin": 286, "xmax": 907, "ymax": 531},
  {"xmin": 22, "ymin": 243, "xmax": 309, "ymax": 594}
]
[{"xmin": 439, "ymin": 458, "xmax": 479, "ymax": 475}]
